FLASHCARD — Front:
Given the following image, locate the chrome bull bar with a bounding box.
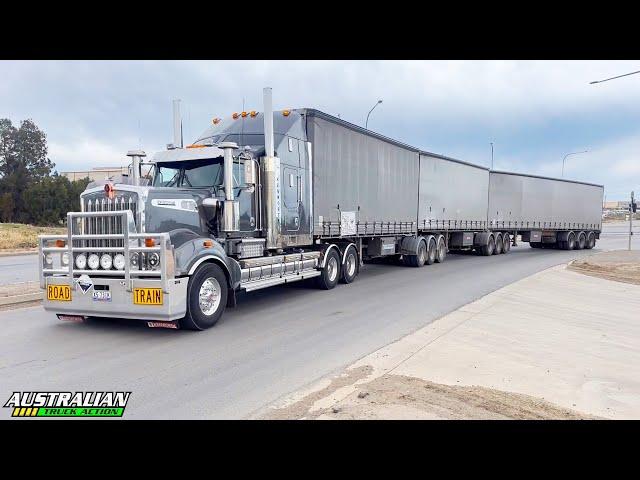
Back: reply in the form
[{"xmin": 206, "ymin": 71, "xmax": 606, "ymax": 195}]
[{"xmin": 38, "ymin": 210, "xmax": 174, "ymax": 293}]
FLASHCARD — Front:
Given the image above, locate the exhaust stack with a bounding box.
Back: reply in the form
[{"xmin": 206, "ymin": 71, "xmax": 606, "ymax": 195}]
[
  {"xmin": 262, "ymin": 87, "xmax": 281, "ymax": 249},
  {"xmin": 220, "ymin": 142, "xmax": 239, "ymax": 232},
  {"xmin": 172, "ymin": 99, "xmax": 183, "ymax": 148},
  {"xmin": 126, "ymin": 150, "xmax": 146, "ymax": 186},
  {"xmin": 263, "ymin": 87, "xmax": 274, "ymax": 158}
]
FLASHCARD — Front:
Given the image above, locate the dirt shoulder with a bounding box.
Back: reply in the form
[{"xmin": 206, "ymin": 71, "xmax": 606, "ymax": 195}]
[
  {"xmin": 569, "ymin": 250, "xmax": 640, "ymax": 285},
  {"xmin": 257, "ymin": 261, "xmax": 640, "ymax": 420}
]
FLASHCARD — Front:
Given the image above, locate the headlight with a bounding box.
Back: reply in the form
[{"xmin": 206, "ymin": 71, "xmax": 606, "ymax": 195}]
[
  {"xmin": 75, "ymin": 254, "xmax": 87, "ymax": 269},
  {"xmin": 44, "ymin": 253, "xmax": 53, "ymax": 265},
  {"xmin": 148, "ymin": 252, "xmax": 160, "ymax": 269},
  {"xmin": 100, "ymin": 254, "xmax": 113, "ymax": 270},
  {"xmin": 130, "ymin": 253, "xmax": 139, "ymax": 270},
  {"xmin": 88, "ymin": 254, "xmax": 100, "ymax": 270},
  {"xmin": 61, "ymin": 252, "xmax": 70, "ymax": 266},
  {"xmin": 113, "ymin": 253, "xmax": 126, "ymax": 271}
]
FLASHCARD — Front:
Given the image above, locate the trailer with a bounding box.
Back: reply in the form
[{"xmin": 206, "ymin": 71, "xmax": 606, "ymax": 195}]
[{"xmin": 38, "ymin": 88, "xmax": 604, "ymax": 330}]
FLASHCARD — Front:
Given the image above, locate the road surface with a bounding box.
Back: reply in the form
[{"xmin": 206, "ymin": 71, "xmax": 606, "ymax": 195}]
[
  {"xmin": 0, "ymin": 254, "xmax": 38, "ymax": 286},
  {"xmin": 0, "ymin": 227, "xmax": 633, "ymax": 419}
]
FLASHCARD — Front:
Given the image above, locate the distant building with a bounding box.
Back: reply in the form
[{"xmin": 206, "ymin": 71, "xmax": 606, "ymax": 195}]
[
  {"xmin": 603, "ymin": 201, "xmax": 629, "ymax": 210},
  {"xmin": 61, "ymin": 166, "xmax": 129, "ymax": 182}
]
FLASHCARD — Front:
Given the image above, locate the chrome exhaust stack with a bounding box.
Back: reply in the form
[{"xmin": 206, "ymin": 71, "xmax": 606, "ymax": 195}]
[
  {"xmin": 173, "ymin": 99, "xmax": 183, "ymax": 149},
  {"xmin": 126, "ymin": 150, "xmax": 146, "ymax": 186},
  {"xmin": 262, "ymin": 87, "xmax": 282, "ymax": 249},
  {"xmin": 220, "ymin": 141, "xmax": 239, "ymax": 232}
]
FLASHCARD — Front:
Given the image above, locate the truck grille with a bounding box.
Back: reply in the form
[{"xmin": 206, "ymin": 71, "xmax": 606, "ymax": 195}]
[{"xmin": 77, "ymin": 193, "xmax": 138, "ymax": 249}]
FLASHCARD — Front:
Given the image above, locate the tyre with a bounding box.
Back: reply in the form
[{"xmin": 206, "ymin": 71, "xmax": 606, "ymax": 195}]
[
  {"xmin": 494, "ymin": 233, "xmax": 503, "ymax": 255},
  {"xmin": 585, "ymin": 232, "xmax": 596, "ymax": 249},
  {"xmin": 426, "ymin": 237, "xmax": 437, "ymax": 265},
  {"xmin": 340, "ymin": 245, "xmax": 359, "ymax": 283},
  {"xmin": 405, "ymin": 239, "xmax": 427, "ymax": 267},
  {"xmin": 435, "ymin": 236, "xmax": 447, "ymax": 263},
  {"xmin": 317, "ymin": 248, "xmax": 341, "ymax": 290},
  {"xmin": 181, "ymin": 263, "xmax": 228, "ymax": 330},
  {"xmin": 566, "ymin": 232, "xmax": 576, "ymax": 250},
  {"xmin": 502, "ymin": 233, "xmax": 511, "ymax": 253},
  {"xmin": 479, "ymin": 235, "xmax": 495, "ymax": 256},
  {"xmin": 576, "ymin": 232, "xmax": 586, "ymax": 250}
]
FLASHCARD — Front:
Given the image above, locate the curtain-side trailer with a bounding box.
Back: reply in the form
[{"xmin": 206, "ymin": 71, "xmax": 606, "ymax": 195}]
[{"xmin": 38, "ymin": 88, "xmax": 604, "ymax": 330}]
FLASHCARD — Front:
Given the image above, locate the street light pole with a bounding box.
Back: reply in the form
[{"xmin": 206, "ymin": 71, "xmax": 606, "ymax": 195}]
[
  {"xmin": 365, "ymin": 100, "xmax": 383, "ymax": 130},
  {"xmin": 561, "ymin": 150, "xmax": 588, "ymax": 178}
]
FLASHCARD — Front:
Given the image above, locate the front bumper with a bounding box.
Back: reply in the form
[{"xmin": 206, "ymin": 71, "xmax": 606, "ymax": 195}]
[{"xmin": 43, "ymin": 276, "xmax": 188, "ymax": 321}]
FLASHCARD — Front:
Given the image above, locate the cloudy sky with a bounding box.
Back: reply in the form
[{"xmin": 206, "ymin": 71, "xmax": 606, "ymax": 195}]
[{"xmin": 1, "ymin": 60, "xmax": 639, "ymax": 200}]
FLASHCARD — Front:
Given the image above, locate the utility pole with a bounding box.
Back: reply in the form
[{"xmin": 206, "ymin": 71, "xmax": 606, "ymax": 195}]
[
  {"xmin": 630, "ymin": 191, "xmax": 636, "ymax": 251},
  {"xmin": 490, "ymin": 142, "xmax": 494, "ymax": 169}
]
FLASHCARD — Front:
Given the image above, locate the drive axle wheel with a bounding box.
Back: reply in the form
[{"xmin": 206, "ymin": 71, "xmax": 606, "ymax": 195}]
[
  {"xmin": 340, "ymin": 245, "xmax": 359, "ymax": 283},
  {"xmin": 182, "ymin": 263, "xmax": 228, "ymax": 330},
  {"xmin": 317, "ymin": 248, "xmax": 341, "ymax": 290}
]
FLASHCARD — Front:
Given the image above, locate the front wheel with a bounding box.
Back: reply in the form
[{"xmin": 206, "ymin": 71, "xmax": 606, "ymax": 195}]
[{"xmin": 182, "ymin": 263, "xmax": 228, "ymax": 330}]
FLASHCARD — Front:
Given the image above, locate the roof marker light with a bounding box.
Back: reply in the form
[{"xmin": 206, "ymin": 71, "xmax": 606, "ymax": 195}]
[
  {"xmin": 212, "ymin": 117, "xmax": 221, "ymax": 125},
  {"xmin": 282, "ymin": 110, "xmax": 291, "ymax": 117},
  {"xmin": 250, "ymin": 111, "xmax": 257, "ymax": 117},
  {"xmin": 241, "ymin": 111, "xmax": 248, "ymax": 118},
  {"xmin": 232, "ymin": 112, "xmax": 240, "ymax": 119}
]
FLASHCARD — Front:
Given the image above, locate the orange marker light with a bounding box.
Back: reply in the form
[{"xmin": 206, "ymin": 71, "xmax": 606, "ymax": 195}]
[
  {"xmin": 250, "ymin": 111, "xmax": 257, "ymax": 117},
  {"xmin": 55, "ymin": 239, "xmax": 66, "ymax": 248},
  {"xmin": 203, "ymin": 240, "xmax": 213, "ymax": 248},
  {"xmin": 145, "ymin": 238, "xmax": 156, "ymax": 247},
  {"xmin": 186, "ymin": 144, "xmax": 207, "ymax": 149},
  {"xmin": 282, "ymin": 109, "xmax": 291, "ymax": 117},
  {"xmin": 212, "ymin": 117, "xmax": 221, "ymax": 125},
  {"xmin": 241, "ymin": 111, "xmax": 247, "ymax": 118},
  {"xmin": 232, "ymin": 112, "xmax": 240, "ymax": 119}
]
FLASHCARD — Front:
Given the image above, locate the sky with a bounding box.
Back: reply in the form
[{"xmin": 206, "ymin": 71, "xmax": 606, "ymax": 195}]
[{"xmin": 1, "ymin": 60, "xmax": 639, "ymax": 201}]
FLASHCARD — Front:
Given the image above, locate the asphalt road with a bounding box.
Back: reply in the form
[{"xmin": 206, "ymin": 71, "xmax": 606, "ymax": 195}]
[
  {"xmin": 0, "ymin": 255, "xmax": 39, "ymax": 286},
  {"xmin": 0, "ymin": 226, "xmax": 633, "ymax": 419}
]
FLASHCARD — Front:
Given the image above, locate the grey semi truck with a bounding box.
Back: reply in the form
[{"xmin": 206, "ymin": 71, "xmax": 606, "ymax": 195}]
[{"xmin": 39, "ymin": 88, "xmax": 604, "ymax": 330}]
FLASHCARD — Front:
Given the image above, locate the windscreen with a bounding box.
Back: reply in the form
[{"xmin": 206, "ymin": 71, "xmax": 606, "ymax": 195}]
[{"xmin": 152, "ymin": 159, "xmax": 224, "ymax": 188}]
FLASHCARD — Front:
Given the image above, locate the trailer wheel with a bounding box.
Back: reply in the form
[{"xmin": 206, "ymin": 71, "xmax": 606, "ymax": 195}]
[
  {"xmin": 317, "ymin": 249, "xmax": 341, "ymax": 290},
  {"xmin": 435, "ymin": 236, "xmax": 446, "ymax": 263},
  {"xmin": 494, "ymin": 233, "xmax": 504, "ymax": 255},
  {"xmin": 502, "ymin": 233, "xmax": 511, "ymax": 253},
  {"xmin": 479, "ymin": 235, "xmax": 495, "ymax": 256},
  {"xmin": 426, "ymin": 237, "xmax": 437, "ymax": 265},
  {"xmin": 585, "ymin": 231, "xmax": 596, "ymax": 249},
  {"xmin": 340, "ymin": 245, "xmax": 359, "ymax": 283},
  {"xmin": 182, "ymin": 263, "xmax": 228, "ymax": 331},
  {"xmin": 576, "ymin": 231, "xmax": 586, "ymax": 250},
  {"xmin": 404, "ymin": 238, "xmax": 427, "ymax": 267}
]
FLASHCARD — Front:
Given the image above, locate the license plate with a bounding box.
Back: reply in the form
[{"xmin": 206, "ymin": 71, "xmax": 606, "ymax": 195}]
[
  {"xmin": 47, "ymin": 284, "xmax": 71, "ymax": 301},
  {"xmin": 92, "ymin": 290, "xmax": 111, "ymax": 302},
  {"xmin": 133, "ymin": 288, "xmax": 163, "ymax": 305}
]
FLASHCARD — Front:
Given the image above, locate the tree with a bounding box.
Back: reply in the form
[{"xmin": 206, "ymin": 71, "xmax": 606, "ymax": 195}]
[{"xmin": 0, "ymin": 118, "xmax": 54, "ymax": 222}]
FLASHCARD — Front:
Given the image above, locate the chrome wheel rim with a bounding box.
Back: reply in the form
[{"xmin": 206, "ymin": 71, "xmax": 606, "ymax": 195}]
[
  {"xmin": 346, "ymin": 253, "xmax": 357, "ymax": 277},
  {"xmin": 198, "ymin": 277, "xmax": 221, "ymax": 316},
  {"xmin": 328, "ymin": 257, "xmax": 339, "ymax": 282}
]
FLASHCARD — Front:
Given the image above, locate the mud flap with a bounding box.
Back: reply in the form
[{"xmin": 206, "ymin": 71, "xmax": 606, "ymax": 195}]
[{"xmin": 226, "ymin": 289, "xmax": 237, "ymax": 308}]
